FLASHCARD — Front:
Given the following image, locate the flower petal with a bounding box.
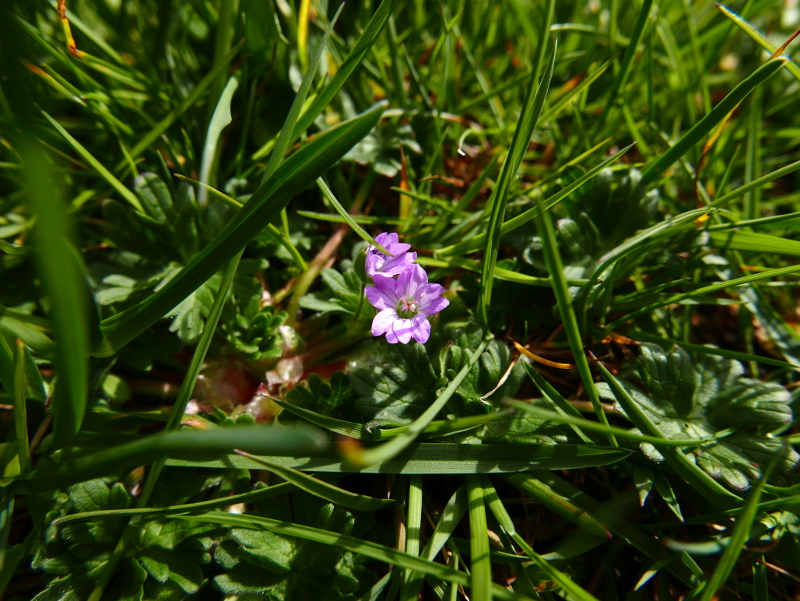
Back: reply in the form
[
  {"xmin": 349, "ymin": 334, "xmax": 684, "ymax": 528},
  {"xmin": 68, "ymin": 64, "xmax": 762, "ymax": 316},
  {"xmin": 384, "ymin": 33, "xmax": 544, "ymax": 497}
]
[
  {"xmin": 372, "ymin": 308, "xmax": 397, "ymax": 336},
  {"xmin": 395, "ymin": 263, "xmax": 427, "ymax": 299},
  {"xmin": 410, "ymin": 315, "xmax": 431, "ymax": 344},
  {"xmin": 418, "ymin": 295, "xmax": 449, "ymax": 317},
  {"xmin": 391, "ymin": 318, "xmax": 414, "ymax": 344},
  {"xmin": 365, "ymin": 281, "xmax": 395, "ymax": 311}
]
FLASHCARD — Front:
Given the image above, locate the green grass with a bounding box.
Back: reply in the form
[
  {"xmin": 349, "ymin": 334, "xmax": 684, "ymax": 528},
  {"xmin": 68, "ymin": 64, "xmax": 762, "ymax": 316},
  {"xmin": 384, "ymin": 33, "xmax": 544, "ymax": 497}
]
[{"xmin": 0, "ymin": 0, "xmax": 799, "ymax": 600}]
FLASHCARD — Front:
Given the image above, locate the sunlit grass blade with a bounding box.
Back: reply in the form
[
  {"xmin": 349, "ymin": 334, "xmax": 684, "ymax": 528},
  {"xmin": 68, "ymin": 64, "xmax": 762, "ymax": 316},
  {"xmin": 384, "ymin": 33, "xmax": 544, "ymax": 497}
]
[
  {"xmin": 419, "ymin": 256, "xmax": 598, "ymax": 288},
  {"xmin": 404, "ymin": 484, "xmax": 467, "ymax": 600},
  {"xmin": 316, "ymin": 178, "xmax": 389, "ymax": 253},
  {"xmin": 482, "ymin": 476, "xmax": 600, "ymax": 601},
  {"xmin": 596, "ymin": 362, "xmax": 742, "ymax": 509},
  {"xmin": 169, "ymin": 512, "xmax": 536, "ymax": 601},
  {"xmin": 696, "ymin": 453, "xmax": 780, "ymax": 601},
  {"xmin": 717, "ymin": 4, "xmax": 800, "ymax": 82},
  {"xmin": 437, "ymin": 143, "xmax": 633, "ymax": 257},
  {"xmin": 346, "ymin": 338, "xmax": 490, "ymax": 467},
  {"xmin": 167, "ymin": 442, "xmax": 630, "ymax": 474},
  {"xmin": 534, "ymin": 193, "xmax": 616, "ymax": 446},
  {"xmin": 94, "ymin": 102, "xmax": 386, "ymax": 356},
  {"xmin": 466, "ymin": 475, "xmax": 491, "ymax": 601},
  {"xmin": 641, "ymin": 58, "xmax": 787, "ymax": 185},
  {"xmin": 708, "ymin": 230, "xmax": 800, "ymax": 257},
  {"xmin": 478, "ymin": 41, "xmax": 556, "ymax": 326},
  {"xmin": 12, "ymin": 339, "xmax": 30, "ymax": 474},
  {"xmin": 401, "ymin": 474, "xmax": 423, "ymax": 599},
  {"xmin": 22, "ymin": 139, "xmax": 89, "ymax": 449},
  {"xmin": 197, "ymin": 76, "xmax": 238, "ymax": 207},
  {"xmin": 606, "ymin": 263, "xmax": 800, "ymax": 331},
  {"xmin": 18, "ymin": 423, "xmax": 327, "ymax": 493}
]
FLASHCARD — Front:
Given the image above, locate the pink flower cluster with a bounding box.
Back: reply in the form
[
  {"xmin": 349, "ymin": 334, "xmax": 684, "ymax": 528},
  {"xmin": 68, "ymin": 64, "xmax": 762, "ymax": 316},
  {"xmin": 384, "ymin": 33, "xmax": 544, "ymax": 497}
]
[{"xmin": 364, "ymin": 233, "xmax": 449, "ymax": 344}]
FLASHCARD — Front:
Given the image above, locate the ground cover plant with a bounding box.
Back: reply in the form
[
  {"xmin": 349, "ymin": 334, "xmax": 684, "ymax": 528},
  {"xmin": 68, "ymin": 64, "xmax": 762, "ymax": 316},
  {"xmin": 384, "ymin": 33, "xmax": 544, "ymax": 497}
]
[{"xmin": 0, "ymin": 0, "xmax": 799, "ymax": 599}]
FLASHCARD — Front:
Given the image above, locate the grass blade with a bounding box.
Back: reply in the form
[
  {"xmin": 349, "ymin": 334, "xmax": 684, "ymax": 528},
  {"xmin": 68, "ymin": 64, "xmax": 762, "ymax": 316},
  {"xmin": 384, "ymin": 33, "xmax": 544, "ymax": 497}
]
[
  {"xmin": 12, "ymin": 340, "xmax": 30, "ymax": 474},
  {"xmin": 197, "ymin": 76, "xmax": 239, "ymax": 207},
  {"xmin": 717, "ymin": 3, "xmax": 800, "ymax": 82},
  {"xmin": 696, "ymin": 453, "xmax": 780, "ymax": 601},
  {"xmin": 235, "ymin": 450, "xmax": 393, "ymax": 512},
  {"xmin": 167, "ymin": 442, "xmax": 631, "ymax": 474},
  {"xmin": 478, "ymin": 41, "xmax": 556, "ymax": 326},
  {"xmin": 534, "ymin": 192, "xmax": 616, "ymax": 445},
  {"xmin": 41, "ymin": 110, "xmax": 143, "ymax": 212},
  {"xmin": 641, "ymin": 58, "xmax": 786, "ymax": 185},
  {"xmin": 606, "ymin": 263, "xmax": 800, "ymax": 330},
  {"xmin": 482, "ymin": 476, "xmax": 600, "ymax": 601},
  {"xmin": 18, "ymin": 424, "xmax": 327, "ymax": 493},
  {"xmin": 466, "ymin": 475, "xmax": 492, "ymax": 601},
  {"xmin": 22, "ymin": 139, "xmax": 89, "ymax": 449}
]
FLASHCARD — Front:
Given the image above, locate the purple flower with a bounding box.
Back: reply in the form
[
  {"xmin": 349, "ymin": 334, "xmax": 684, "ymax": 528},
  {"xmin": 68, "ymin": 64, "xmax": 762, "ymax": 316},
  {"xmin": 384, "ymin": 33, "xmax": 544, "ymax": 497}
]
[
  {"xmin": 365, "ymin": 232, "xmax": 417, "ymax": 278},
  {"xmin": 366, "ymin": 264, "xmax": 449, "ymax": 344}
]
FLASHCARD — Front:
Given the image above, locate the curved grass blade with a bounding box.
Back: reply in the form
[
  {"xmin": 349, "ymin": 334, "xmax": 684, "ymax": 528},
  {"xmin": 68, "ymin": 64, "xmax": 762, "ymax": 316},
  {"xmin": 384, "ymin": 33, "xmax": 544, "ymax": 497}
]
[
  {"xmin": 94, "ymin": 101, "xmax": 386, "ymax": 356},
  {"xmin": 197, "ymin": 76, "xmax": 238, "ymax": 207},
  {"xmin": 717, "ymin": 4, "xmax": 800, "ymax": 82},
  {"xmin": 170, "ymin": 511, "xmax": 536, "ymax": 601},
  {"xmin": 596, "ymin": 362, "xmax": 742, "ymax": 509},
  {"xmin": 167, "ymin": 442, "xmax": 631, "ymax": 474},
  {"xmin": 346, "ymin": 338, "xmax": 490, "ymax": 467},
  {"xmin": 22, "ymin": 139, "xmax": 89, "ymax": 449},
  {"xmin": 479, "ymin": 41, "xmax": 556, "ymax": 326},
  {"xmin": 605, "ymin": 263, "xmax": 800, "ymax": 331},
  {"xmin": 419, "ymin": 256, "xmax": 598, "ymax": 287},
  {"xmin": 640, "ymin": 58, "xmax": 787, "ymax": 186},
  {"xmin": 235, "ymin": 450, "xmax": 393, "ymax": 511},
  {"xmin": 535, "ymin": 193, "xmax": 616, "ymax": 445},
  {"xmin": 482, "ymin": 476, "xmax": 600, "ymax": 601},
  {"xmin": 466, "ymin": 475, "xmax": 492, "ymax": 601},
  {"xmin": 53, "ymin": 482, "xmax": 296, "ymax": 526},
  {"xmin": 17, "ymin": 424, "xmax": 327, "ymax": 493},
  {"xmin": 437, "ymin": 143, "xmax": 633, "ymax": 257}
]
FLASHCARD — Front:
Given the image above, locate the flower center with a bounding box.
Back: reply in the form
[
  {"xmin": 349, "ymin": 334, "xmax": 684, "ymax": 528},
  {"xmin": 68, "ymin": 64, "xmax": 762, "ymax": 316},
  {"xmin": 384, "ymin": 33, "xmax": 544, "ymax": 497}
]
[{"xmin": 396, "ymin": 298, "xmax": 418, "ymax": 319}]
